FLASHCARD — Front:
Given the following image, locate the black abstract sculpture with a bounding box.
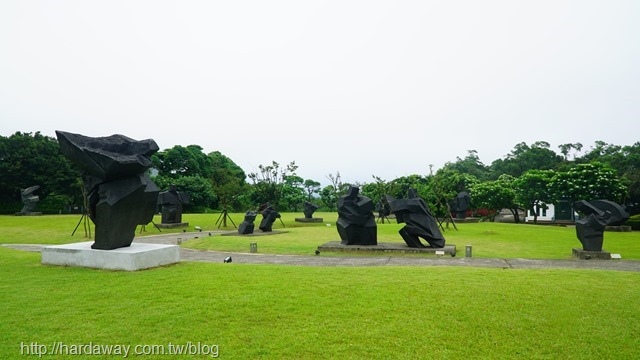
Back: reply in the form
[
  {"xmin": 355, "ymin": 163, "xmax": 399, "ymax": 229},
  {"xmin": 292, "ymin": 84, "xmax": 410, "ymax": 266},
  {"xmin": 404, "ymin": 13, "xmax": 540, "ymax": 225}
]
[
  {"xmin": 157, "ymin": 185, "xmax": 190, "ymax": 224},
  {"xmin": 259, "ymin": 204, "xmax": 281, "ymax": 232},
  {"xmin": 336, "ymin": 186, "xmax": 377, "ymax": 245},
  {"xmin": 56, "ymin": 131, "xmax": 160, "ymax": 250},
  {"xmin": 386, "ymin": 189, "xmax": 445, "ymax": 248},
  {"xmin": 449, "ymin": 191, "xmax": 471, "ymax": 219},
  {"xmin": 238, "ymin": 210, "xmax": 257, "ymax": 234},
  {"xmin": 18, "ymin": 185, "xmax": 40, "ymax": 214},
  {"xmin": 574, "ymin": 199, "xmax": 630, "ymax": 251},
  {"xmin": 303, "ymin": 201, "xmax": 319, "ymax": 219}
]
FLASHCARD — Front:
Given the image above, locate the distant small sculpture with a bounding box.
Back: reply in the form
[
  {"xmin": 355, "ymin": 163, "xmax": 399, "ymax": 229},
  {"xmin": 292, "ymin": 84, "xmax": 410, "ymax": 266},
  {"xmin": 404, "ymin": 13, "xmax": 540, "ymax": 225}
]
[
  {"xmin": 303, "ymin": 201, "xmax": 319, "ymax": 218},
  {"xmin": 449, "ymin": 191, "xmax": 471, "ymax": 219},
  {"xmin": 574, "ymin": 199, "xmax": 630, "ymax": 252},
  {"xmin": 157, "ymin": 185, "xmax": 190, "ymax": 224},
  {"xmin": 18, "ymin": 185, "xmax": 40, "ymax": 214},
  {"xmin": 336, "ymin": 186, "xmax": 377, "ymax": 245},
  {"xmin": 56, "ymin": 131, "xmax": 160, "ymax": 250},
  {"xmin": 238, "ymin": 210, "xmax": 257, "ymax": 234},
  {"xmin": 386, "ymin": 188, "xmax": 445, "ymax": 248},
  {"xmin": 259, "ymin": 204, "xmax": 281, "ymax": 232}
]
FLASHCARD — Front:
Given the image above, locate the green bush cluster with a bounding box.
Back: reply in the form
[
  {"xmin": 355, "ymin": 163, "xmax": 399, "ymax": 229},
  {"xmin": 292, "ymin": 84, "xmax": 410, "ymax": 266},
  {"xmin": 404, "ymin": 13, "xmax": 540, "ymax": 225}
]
[{"xmin": 627, "ymin": 214, "xmax": 640, "ymax": 231}]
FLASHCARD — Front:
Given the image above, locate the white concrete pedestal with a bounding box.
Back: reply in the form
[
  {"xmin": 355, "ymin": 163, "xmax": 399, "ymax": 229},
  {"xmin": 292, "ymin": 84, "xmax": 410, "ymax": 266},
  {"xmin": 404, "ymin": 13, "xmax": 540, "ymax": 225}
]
[{"xmin": 41, "ymin": 241, "xmax": 180, "ymax": 271}]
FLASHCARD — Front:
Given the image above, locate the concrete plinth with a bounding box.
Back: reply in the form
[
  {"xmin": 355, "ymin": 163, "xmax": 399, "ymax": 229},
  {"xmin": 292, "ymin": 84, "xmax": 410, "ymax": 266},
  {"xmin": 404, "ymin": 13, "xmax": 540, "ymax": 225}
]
[
  {"xmin": 42, "ymin": 241, "xmax": 180, "ymax": 271},
  {"xmin": 572, "ymin": 248, "xmax": 612, "ymax": 260},
  {"xmin": 317, "ymin": 241, "xmax": 457, "ymax": 256},
  {"xmin": 155, "ymin": 222, "xmax": 189, "ymax": 229},
  {"xmin": 294, "ymin": 218, "xmax": 323, "ymax": 223}
]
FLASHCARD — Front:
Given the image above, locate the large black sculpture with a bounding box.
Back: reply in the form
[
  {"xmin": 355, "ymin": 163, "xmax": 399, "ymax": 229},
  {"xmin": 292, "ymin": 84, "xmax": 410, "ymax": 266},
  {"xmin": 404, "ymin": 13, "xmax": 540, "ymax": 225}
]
[
  {"xmin": 56, "ymin": 131, "xmax": 160, "ymax": 250},
  {"xmin": 574, "ymin": 199, "xmax": 630, "ymax": 251},
  {"xmin": 238, "ymin": 210, "xmax": 257, "ymax": 234},
  {"xmin": 386, "ymin": 189, "xmax": 446, "ymax": 248},
  {"xmin": 157, "ymin": 185, "xmax": 190, "ymax": 224},
  {"xmin": 258, "ymin": 204, "xmax": 281, "ymax": 232},
  {"xmin": 449, "ymin": 191, "xmax": 471, "ymax": 219},
  {"xmin": 303, "ymin": 201, "xmax": 319, "ymax": 219},
  {"xmin": 18, "ymin": 185, "xmax": 40, "ymax": 214},
  {"xmin": 336, "ymin": 186, "xmax": 377, "ymax": 245}
]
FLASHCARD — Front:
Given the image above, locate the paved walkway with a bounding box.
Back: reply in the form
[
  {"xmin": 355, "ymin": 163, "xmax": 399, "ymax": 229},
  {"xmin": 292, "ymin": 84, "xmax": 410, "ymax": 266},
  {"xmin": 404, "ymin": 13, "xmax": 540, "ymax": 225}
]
[{"xmin": 5, "ymin": 231, "xmax": 640, "ymax": 272}]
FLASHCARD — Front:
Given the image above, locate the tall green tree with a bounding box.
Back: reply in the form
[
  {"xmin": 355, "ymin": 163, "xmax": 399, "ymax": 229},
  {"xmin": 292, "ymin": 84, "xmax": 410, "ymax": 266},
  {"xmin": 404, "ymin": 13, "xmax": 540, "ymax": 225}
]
[
  {"xmin": 152, "ymin": 175, "xmax": 216, "ymax": 211},
  {"xmin": 428, "ymin": 168, "xmax": 479, "ymax": 217},
  {"xmin": 152, "ymin": 145, "xmax": 214, "ymax": 179},
  {"xmin": 513, "ymin": 169, "xmax": 555, "ymax": 224},
  {"xmin": 209, "ymin": 151, "xmax": 247, "ymax": 211},
  {"xmin": 281, "ymin": 175, "xmax": 306, "ymax": 211},
  {"xmin": 489, "ymin": 141, "xmax": 563, "ymax": 178},
  {"xmin": 0, "ymin": 132, "xmax": 81, "ymax": 211},
  {"xmin": 576, "ymin": 141, "xmax": 640, "ymax": 214},
  {"xmin": 470, "ymin": 175, "xmax": 519, "ymax": 222},
  {"xmin": 319, "ymin": 172, "xmax": 346, "ymax": 211},
  {"xmin": 302, "ymin": 179, "xmax": 321, "ymax": 202},
  {"xmin": 247, "ymin": 161, "xmax": 298, "ymax": 209},
  {"xmin": 549, "ymin": 162, "xmax": 628, "ymax": 205},
  {"xmin": 445, "ymin": 150, "xmax": 489, "ymax": 181}
]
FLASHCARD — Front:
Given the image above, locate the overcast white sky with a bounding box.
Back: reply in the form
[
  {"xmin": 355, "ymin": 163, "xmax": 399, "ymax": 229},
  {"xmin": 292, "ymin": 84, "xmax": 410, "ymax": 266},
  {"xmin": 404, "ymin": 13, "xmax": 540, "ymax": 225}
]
[{"xmin": 1, "ymin": 1, "xmax": 638, "ymax": 186}]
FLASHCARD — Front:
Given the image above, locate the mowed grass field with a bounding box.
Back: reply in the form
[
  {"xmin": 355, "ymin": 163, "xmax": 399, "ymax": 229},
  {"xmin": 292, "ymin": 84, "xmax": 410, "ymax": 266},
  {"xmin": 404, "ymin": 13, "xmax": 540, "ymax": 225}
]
[{"xmin": 1, "ymin": 213, "xmax": 640, "ymax": 359}]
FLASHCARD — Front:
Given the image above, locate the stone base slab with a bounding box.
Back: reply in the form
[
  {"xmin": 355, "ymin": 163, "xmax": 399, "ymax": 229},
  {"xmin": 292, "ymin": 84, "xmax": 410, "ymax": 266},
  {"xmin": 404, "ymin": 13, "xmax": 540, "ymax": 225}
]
[
  {"xmin": 221, "ymin": 230, "xmax": 288, "ymax": 237},
  {"xmin": 15, "ymin": 212, "xmax": 43, "ymax": 216},
  {"xmin": 155, "ymin": 222, "xmax": 189, "ymax": 229},
  {"xmin": 572, "ymin": 248, "xmax": 612, "ymax": 260},
  {"xmin": 294, "ymin": 218, "xmax": 323, "ymax": 223},
  {"xmin": 605, "ymin": 226, "xmax": 632, "ymax": 232},
  {"xmin": 318, "ymin": 241, "xmax": 457, "ymax": 256},
  {"xmin": 41, "ymin": 241, "xmax": 180, "ymax": 271}
]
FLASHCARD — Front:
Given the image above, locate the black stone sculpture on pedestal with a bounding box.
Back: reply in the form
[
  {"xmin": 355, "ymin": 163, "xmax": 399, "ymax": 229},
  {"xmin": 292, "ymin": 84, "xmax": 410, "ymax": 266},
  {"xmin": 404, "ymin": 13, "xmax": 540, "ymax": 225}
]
[
  {"xmin": 56, "ymin": 131, "xmax": 160, "ymax": 250},
  {"xmin": 157, "ymin": 185, "xmax": 190, "ymax": 224},
  {"xmin": 574, "ymin": 199, "xmax": 630, "ymax": 252},
  {"xmin": 449, "ymin": 191, "xmax": 471, "ymax": 219},
  {"xmin": 386, "ymin": 188, "xmax": 446, "ymax": 248},
  {"xmin": 336, "ymin": 186, "xmax": 377, "ymax": 245},
  {"xmin": 259, "ymin": 204, "xmax": 281, "ymax": 232},
  {"xmin": 17, "ymin": 185, "xmax": 41, "ymax": 215},
  {"xmin": 303, "ymin": 201, "xmax": 319, "ymax": 219},
  {"xmin": 238, "ymin": 210, "xmax": 257, "ymax": 234}
]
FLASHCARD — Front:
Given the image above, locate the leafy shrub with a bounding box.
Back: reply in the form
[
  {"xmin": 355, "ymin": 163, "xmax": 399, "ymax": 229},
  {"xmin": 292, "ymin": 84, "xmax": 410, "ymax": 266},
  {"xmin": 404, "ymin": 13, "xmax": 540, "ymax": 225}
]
[{"xmin": 626, "ymin": 214, "xmax": 640, "ymax": 231}]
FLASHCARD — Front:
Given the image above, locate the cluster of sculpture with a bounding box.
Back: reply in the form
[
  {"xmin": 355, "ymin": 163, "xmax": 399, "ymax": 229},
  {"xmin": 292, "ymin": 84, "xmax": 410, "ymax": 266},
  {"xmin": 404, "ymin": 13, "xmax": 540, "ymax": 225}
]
[
  {"xmin": 236, "ymin": 203, "xmax": 281, "ymax": 234},
  {"xmin": 574, "ymin": 199, "xmax": 630, "ymax": 252},
  {"xmin": 336, "ymin": 186, "xmax": 446, "ymax": 248},
  {"xmin": 52, "ymin": 130, "xmax": 631, "ymax": 260},
  {"xmin": 56, "ymin": 131, "xmax": 160, "ymax": 250}
]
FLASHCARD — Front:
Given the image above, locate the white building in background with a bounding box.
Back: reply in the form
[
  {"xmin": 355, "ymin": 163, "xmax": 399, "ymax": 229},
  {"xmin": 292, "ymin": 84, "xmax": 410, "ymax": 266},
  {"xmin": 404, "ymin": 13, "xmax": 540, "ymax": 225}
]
[
  {"xmin": 524, "ymin": 201, "xmax": 577, "ymax": 223},
  {"xmin": 524, "ymin": 203, "xmax": 555, "ymax": 223}
]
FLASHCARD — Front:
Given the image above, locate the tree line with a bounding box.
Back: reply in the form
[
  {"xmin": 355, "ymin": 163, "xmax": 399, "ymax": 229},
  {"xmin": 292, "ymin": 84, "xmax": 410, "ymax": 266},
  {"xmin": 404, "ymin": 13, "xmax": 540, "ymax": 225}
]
[{"xmin": 1, "ymin": 133, "xmax": 638, "ymax": 220}]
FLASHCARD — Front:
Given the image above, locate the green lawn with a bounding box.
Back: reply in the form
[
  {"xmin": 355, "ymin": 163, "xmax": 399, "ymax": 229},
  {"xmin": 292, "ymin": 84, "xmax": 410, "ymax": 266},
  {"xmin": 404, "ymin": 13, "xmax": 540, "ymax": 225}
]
[
  {"xmin": 2, "ymin": 213, "xmax": 639, "ymax": 259},
  {"xmin": 2, "ymin": 214, "xmax": 640, "ymax": 359}
]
